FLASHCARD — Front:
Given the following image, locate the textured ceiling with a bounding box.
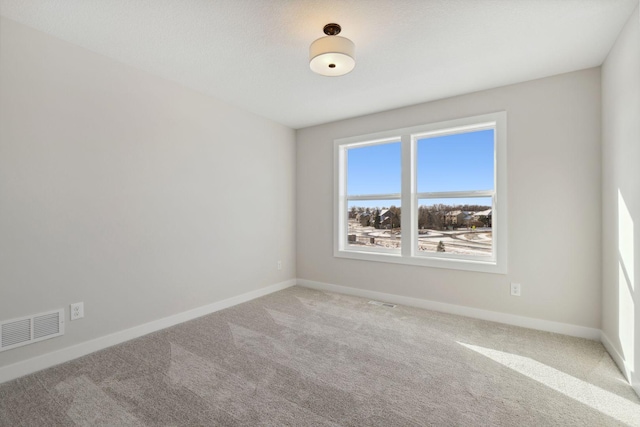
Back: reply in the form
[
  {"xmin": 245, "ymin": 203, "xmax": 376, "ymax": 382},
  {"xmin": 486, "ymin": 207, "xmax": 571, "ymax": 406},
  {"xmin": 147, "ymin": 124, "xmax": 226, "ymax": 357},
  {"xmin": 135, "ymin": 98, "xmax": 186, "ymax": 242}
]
[{"xmin": 0, "ymin": 0, "xmax": 637, "ymax": 129}]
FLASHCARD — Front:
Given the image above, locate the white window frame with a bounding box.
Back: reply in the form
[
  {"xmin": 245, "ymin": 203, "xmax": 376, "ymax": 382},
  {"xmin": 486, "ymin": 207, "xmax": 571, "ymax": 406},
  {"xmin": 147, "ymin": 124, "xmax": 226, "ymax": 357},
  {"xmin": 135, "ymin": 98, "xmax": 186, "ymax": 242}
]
[{"xmin": 334, "ymin": 112, "xmax": 507, "ymax": 274}]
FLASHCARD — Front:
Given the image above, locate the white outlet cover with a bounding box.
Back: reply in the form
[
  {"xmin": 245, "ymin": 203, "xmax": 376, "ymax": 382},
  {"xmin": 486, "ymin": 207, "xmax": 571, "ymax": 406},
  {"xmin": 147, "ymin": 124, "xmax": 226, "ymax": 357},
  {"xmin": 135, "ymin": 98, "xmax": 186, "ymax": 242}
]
[
  {"xmin": 510, "ymin": 283, "xmax": 521, "ymax": 296},
  {"xmin": 70, "ymin": 302, "xmax": 84, "ymax": 320}
]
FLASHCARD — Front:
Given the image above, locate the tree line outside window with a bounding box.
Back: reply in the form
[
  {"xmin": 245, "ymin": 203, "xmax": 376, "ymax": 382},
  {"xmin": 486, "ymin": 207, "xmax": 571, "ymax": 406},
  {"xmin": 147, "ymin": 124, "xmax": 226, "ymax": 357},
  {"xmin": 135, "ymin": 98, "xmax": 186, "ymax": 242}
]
[{"xmin": 349, "ymin": 204, "xmax": 491, "ymax": 230}]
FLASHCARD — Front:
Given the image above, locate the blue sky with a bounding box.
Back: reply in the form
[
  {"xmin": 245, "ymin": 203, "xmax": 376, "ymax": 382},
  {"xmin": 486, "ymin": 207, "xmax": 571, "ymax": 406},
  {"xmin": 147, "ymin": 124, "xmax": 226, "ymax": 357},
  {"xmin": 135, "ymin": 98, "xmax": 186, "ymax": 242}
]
[{"xmin": 347, "ymin": 129, "xmax": 494, "ymax": 209}]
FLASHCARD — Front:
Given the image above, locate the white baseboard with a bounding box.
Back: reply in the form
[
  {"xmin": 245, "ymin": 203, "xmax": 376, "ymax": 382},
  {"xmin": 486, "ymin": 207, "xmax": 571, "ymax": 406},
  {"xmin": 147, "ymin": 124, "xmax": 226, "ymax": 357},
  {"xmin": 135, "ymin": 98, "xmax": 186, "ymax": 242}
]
[
  {"xmin": 297, "ymin": 279, "xmax": 601, "ymax": 340},
  {"xmin": 601, "ymin": 331, "xmax": 640, "ymax": 397},
  {"xmin": 0, "ymin": 279, "xmax": 296, "ymax": 384}
]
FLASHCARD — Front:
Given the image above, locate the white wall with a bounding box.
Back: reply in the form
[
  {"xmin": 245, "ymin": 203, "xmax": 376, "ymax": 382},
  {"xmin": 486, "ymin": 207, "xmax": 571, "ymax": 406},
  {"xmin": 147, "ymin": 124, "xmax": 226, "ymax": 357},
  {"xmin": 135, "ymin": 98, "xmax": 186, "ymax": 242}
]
[
  {"xmin": 0, "ymin": 17, "xmax": 296, "ymax": 368},
  {"xmin": 601, "ymin": 5, "xmax": 640, "ymax": 393},
  {"xmin": 297, "ymin": 68, "xmax": 602, "ymax": 329}
]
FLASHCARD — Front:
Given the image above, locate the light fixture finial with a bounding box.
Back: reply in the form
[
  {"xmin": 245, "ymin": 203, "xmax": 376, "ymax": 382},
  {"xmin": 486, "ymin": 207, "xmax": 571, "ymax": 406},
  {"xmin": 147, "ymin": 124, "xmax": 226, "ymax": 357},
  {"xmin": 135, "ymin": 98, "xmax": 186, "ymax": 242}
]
[{"xmin": 323, "ymin": 23, "xmax": 341, "ymax": 36}]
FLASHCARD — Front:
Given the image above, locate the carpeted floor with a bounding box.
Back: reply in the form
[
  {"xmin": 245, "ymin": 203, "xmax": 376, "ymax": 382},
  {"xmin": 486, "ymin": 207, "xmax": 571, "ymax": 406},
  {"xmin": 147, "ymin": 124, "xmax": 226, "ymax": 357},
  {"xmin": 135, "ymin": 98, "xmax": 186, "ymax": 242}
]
[{"xmin": 1, "ymin": 286, "xmax": 639, "ymax": 426}]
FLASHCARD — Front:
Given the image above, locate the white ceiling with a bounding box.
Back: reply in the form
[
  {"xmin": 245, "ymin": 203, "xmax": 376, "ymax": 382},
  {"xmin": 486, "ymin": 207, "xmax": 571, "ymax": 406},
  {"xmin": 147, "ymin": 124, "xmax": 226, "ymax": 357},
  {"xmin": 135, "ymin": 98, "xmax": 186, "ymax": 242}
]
[{"xmin": 0, "ymin": 0, "xmax": 637, "ymax": 129}]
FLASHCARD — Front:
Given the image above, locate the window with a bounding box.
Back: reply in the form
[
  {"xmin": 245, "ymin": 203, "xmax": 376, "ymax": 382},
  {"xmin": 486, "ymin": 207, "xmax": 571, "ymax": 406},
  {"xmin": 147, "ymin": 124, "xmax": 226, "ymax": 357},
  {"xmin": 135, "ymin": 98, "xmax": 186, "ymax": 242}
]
[
  {"xmin": 345, "ymin": 140, "xmax": 402, "ymax": 253},
  {"xmin": 334, "ymin": 112, "xmax": 507, "ymax": 274}
]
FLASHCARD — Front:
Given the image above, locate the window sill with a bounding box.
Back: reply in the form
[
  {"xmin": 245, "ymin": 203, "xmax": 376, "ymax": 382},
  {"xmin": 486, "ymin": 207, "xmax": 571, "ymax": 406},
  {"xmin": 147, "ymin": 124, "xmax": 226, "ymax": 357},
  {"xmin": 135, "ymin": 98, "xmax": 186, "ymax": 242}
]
[{"xmin": 334, "ymin": 249, "xmax": 506, "ymax": 274}]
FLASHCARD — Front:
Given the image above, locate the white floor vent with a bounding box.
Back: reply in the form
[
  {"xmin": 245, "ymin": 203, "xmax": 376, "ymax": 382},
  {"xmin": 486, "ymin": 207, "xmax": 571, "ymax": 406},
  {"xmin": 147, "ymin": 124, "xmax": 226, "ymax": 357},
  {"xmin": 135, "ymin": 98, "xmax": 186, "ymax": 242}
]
[
  {"xmin": 0, "ymin": 309, "xmax": 64, "ymax": 352},
  {"xmin": 368, "ymin": 300, "xmax": 397, "ymax": 308}
]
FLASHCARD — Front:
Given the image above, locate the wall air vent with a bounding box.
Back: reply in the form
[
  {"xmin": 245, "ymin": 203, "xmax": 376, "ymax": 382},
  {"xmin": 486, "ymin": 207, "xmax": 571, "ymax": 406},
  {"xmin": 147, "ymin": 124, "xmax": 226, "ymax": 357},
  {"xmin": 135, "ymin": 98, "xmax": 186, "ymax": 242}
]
[{"xmin": 0, "ymin": 309, "xmax": 64, "ymax": 352}]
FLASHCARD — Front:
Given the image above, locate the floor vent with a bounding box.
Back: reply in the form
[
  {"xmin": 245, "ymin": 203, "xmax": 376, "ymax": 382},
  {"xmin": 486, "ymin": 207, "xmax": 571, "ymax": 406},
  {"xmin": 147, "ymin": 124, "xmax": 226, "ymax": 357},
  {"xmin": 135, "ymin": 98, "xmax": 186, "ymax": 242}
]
[
  {"xmin": 368, "ymin": 300, "xmax": 397, "ymax": 308},
  {"xmin": 0, "ymin": 309, "xmax": 64, "ymax": 352}
]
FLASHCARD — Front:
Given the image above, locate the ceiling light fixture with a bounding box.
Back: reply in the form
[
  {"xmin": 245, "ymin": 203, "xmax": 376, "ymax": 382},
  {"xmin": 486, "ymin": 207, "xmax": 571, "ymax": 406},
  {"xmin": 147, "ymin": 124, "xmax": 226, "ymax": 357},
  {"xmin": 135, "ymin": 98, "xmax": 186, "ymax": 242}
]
[{"xmin": 309, "ymin": 23, "xmax": 355, "ymax": 77}]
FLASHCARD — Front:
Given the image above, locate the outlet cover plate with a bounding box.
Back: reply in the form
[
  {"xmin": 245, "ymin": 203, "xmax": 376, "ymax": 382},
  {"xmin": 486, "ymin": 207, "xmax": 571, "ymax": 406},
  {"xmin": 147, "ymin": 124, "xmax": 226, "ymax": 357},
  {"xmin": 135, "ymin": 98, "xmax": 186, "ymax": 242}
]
[
  {"xmin": 510, "ymin": 283, "xmax": 521, "ymax": 297},
  {"xmin": 70, "ymin": 302, "xmax": 84, "ymax": 320}
]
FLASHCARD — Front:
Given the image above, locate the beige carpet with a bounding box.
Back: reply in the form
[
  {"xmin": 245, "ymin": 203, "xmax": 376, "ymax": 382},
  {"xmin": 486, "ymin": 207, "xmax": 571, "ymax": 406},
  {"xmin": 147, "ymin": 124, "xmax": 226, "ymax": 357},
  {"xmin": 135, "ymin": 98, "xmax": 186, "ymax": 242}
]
[{"xmin": 1, "ymin": 286, "xmax": 638, "ymax": 426}]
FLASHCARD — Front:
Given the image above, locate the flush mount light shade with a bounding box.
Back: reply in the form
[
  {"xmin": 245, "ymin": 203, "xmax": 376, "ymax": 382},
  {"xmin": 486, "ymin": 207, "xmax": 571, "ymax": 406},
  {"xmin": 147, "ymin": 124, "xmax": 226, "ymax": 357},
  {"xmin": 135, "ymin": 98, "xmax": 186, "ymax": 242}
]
[{"xmin": 309, "ymin": 23, "xmax": 355, "ymax": 77}]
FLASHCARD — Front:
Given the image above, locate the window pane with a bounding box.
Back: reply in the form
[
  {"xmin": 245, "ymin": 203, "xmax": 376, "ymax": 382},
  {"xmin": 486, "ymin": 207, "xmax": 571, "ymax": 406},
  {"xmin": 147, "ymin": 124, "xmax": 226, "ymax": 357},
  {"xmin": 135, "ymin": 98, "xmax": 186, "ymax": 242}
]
[
  {"xmin": 417, "ymin": 197, "xmax": 492, "ymax": 256},
  {"xmin": 347, "ymin": 200, "xmax": 401, "ymax": 250},
  {"xmin": 417, "ymin": 129, "xmax": 494, "ymax": 192},
  {"xmin": 347, "ymin": 142, "xmax": 401, "ymax": 195}
]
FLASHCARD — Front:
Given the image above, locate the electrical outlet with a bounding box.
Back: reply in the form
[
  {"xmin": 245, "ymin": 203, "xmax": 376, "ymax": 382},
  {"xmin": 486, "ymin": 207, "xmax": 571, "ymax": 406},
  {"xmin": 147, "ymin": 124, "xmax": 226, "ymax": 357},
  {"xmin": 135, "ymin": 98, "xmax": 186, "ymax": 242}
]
[
  {"xmin": 70, "ymin": 302, "xmax": 84, "ymax": 320},
  {"xmin": 510, "ymin": 283, "xmax": 521, "ymax": 297},
  {"xmin": 277, "ymin": 261, "xmax": 282, "ymax": 270}
]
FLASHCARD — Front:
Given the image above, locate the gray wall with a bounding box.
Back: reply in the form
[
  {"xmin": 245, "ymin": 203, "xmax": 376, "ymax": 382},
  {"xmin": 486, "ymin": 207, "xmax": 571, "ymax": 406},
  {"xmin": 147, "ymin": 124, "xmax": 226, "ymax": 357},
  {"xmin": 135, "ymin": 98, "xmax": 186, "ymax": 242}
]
[
  {"xmin": 601, "ymin": 5, "xmax": 640, "ymax": 388},
  {"xmin": 296, "ymin": 68, "xmax": 602, "ymax": 329},
  {"xmin": 0, "ymin": 17, "xmax": 296, "ymax": 368}
]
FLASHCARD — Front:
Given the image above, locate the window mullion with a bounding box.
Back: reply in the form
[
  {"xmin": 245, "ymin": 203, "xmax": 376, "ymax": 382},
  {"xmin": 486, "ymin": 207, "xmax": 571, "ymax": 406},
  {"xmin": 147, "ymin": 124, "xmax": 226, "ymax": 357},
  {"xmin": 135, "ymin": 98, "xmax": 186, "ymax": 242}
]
[
  {"xmin": 347, "ymin": 193, "xmax": 402, "ymax": 201},
  {"xmin": 401, "ymin": 134, "xmax": 413, "ymax": 257},
  {"xmin": 416, "ymin": 190, "xmax": 495, "ymax": 199}
]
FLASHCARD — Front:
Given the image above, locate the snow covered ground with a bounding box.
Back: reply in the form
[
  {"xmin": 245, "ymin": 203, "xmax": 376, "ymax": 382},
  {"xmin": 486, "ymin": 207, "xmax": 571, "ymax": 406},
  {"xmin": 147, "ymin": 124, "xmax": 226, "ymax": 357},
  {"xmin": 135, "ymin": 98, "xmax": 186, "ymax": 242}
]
[{"xmin": 347, "ymin": 221, "xmax": 492, "ymax": 255}]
